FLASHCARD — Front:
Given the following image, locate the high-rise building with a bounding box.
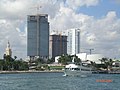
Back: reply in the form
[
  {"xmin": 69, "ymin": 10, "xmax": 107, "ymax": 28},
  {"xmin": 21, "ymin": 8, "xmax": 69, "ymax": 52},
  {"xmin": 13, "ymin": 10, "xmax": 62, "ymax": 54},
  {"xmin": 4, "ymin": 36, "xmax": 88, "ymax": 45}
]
[
  {"xmin": 67, "ymin": 28, "xmax": 80, "ymax": 55},
  {"xmin": 27, "ymin": 14, "xmax": 49, "ymax": 59},
  {"xmin": 5, "ymin": 41, "xmax": 12, "ymax": 56},
  {"xmin": 49, "ymin": 34, "xmax": 67, "ymax": 58}
]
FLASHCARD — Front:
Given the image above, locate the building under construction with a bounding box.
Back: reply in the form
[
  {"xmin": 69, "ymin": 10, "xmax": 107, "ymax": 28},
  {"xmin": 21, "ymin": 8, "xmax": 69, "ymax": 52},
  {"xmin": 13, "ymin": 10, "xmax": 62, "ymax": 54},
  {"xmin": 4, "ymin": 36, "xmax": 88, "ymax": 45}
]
[
  {"xmin": 27, "ymin": 14, "xmax": 49, "ymax": 60},
  {"xmin": 49, "ymin": 34, "xmax": 67, "ymax": 58}
]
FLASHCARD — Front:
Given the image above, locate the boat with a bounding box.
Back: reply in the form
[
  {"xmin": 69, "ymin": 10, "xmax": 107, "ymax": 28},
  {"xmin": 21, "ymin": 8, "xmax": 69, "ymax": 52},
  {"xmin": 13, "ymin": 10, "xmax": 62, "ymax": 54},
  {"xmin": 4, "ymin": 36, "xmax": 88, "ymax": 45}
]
[{"xmin": 63, "ymin": 60, "xmax": 92, "ymax": 77}]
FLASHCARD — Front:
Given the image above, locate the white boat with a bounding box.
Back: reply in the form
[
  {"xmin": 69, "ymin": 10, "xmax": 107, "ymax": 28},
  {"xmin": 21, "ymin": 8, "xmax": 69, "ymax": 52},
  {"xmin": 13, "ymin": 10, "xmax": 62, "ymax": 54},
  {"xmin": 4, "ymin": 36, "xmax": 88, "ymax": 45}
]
[{"xmin": 64, "ymin": 63, "xmax": 92, "ymax": 77}]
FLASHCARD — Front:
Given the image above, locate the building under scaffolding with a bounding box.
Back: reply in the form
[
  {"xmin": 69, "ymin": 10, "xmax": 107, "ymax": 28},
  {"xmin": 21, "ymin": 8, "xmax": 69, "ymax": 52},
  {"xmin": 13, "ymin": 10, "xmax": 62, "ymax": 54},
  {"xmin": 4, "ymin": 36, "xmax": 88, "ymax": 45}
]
[{"xmin": 49, "ymin": 33, "xmax": 67, "ymax": 58}]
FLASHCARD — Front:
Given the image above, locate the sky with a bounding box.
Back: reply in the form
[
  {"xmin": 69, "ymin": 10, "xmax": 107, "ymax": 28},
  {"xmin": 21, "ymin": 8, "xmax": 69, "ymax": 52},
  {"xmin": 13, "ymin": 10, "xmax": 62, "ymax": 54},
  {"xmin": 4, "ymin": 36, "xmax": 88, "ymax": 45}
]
[{"xmin": 0, "ymin": 0, "xmax": 120, "ymax": 59}]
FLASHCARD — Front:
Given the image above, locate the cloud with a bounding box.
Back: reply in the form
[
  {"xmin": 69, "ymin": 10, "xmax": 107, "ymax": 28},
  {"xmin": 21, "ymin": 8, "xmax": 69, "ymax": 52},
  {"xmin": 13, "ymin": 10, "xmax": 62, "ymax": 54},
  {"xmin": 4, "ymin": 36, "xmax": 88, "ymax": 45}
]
[
  {"xmin": 0, "ymin": 19, "xmax": 26, "ymax": 59},
  {"xmin": 0, "ymin": 0, "xmax": 31, "ymax": 19},
  {"xmin": 0, "ymin": 0, "xmax": 120, "ymax": 59},
  {"xmin": 86, "ymin": 34, "xmax": 96, "ymax": 45},
  {"xmin": 50, "ymin": 5, "xmax": 93, "ymax": 31},
  {"xmin": 82, "ymin": 11, "xmax": 120, "ymax": 58},
  {"xmin": 0, "ymin": 0, "xmax": 62, "ymax": 20},
  {"xmin": 65, "ymin": 0, "xmax": 100, "ymax": 9}
]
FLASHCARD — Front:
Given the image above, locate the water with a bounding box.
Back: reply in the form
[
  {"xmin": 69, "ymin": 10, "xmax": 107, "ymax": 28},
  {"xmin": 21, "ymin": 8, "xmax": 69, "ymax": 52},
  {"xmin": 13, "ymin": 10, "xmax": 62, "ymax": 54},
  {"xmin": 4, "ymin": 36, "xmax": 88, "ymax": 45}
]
[{"xmin": 0, "ymin": 72, "xmax": 120, "ymax": 90}]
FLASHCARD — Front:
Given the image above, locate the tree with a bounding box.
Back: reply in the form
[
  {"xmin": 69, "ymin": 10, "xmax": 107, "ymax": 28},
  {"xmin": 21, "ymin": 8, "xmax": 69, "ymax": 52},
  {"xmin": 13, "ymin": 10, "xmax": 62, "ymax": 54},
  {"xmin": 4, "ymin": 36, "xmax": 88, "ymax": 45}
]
[
  {"xmin": 0, "ymin": 59, "xmax": 4, "ymax": 70},
  {"xmin": 104, "ymin": 58, "xmax": 113, "ymax": 71},
  {"xmin": 99, "ymin": 58, "xmax": 113, "ymax": 71},
  {"xmin": 99, "ymin": 58, "xmax": 108, "ymax": 64},
  {"xmin": 58, "ymin": 55, "xmax": 67, "ymax": 65},
  {"xmin": 1, "ymin": 54, "xmax": 29, "ymax": 71},
  {"xmin": 47, "ymin": 58, "xmax": 55, "ymax": 64},
  {"xmin": 58, "ymin": 54, "xmax": 72, "ymax": 65},
  {"xmin": 5, "ymin": 55, "xmax": 14, "ymax": 62},
  {"xmin": 74, "ymin": 55, "xmax": 81, "ymax": 65},
  {"xmin": 90, "ymin": 61, "xmax": 97, "ymax": 70},
  {"xmin": 3, "ymin": 55, "xmax": 14, "ymax": 70},
  {"xmin": 14, "ymin": 56, "xmax": 17, "ymax": 60},
  {"xmin": 58, "ymin": 54, "xmax": 82, "ymax": 65}
]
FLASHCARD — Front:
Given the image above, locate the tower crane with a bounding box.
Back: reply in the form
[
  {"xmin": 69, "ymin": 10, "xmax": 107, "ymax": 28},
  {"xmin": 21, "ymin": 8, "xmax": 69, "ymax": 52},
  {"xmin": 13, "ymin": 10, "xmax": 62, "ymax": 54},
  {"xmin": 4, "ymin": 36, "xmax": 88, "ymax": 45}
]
[{"xmin": 86, "ymin": 49, "xmax": 94, "ymax": 55}]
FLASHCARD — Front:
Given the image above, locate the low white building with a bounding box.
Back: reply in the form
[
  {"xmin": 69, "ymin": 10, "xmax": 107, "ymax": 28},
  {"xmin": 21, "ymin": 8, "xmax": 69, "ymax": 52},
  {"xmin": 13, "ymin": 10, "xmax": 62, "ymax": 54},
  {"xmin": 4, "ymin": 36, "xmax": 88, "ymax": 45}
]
[
  {"xmin": 76, "ymin": 53, "xmax": 104, "ymax": 64},
  {"xmin": 55, "ymin": 53, "xmax": 104, "ymax": 64},
  {"xmin": 86, "ymin": 54, "xmax": 104, "ymax": 64},
  {"xmin": 76, "ymin": 53, "xmax": 87, "ymax": 61}
]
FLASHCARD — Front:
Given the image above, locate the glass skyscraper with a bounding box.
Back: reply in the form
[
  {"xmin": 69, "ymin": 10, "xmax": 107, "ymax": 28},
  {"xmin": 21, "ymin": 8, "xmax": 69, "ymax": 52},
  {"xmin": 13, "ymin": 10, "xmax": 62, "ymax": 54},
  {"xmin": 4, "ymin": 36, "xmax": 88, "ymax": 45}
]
[{"xmin": 27, "ymin": 14, "xmax": 49, "ymax": 59}]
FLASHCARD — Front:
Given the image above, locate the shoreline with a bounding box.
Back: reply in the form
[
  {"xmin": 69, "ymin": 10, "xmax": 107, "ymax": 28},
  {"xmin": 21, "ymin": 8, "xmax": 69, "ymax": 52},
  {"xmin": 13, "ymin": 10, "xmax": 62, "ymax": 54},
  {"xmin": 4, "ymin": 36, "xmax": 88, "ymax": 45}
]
[
  {"xmin": 0, "ymin": 70, "xmax": 120, "ymax": 74},
  {"xmin": 0, "ymin": 70, "xmax": 64, "ymax": 74},
  {"xmin": 92, "ymin": 71, "xmax": 120, "ymax": 74}
]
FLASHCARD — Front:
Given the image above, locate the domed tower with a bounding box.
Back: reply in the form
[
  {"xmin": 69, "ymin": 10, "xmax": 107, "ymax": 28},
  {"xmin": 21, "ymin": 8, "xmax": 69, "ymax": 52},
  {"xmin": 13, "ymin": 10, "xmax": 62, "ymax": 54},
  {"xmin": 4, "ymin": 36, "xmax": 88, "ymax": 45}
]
[{"xmin": 5, "ymin": 41, "xmax": 12, "ymax": 56}]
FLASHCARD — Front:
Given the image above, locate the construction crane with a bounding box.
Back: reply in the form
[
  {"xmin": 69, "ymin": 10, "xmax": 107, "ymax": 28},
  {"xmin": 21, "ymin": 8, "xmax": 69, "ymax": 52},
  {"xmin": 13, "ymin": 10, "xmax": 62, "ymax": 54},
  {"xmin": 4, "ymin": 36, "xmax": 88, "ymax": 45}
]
[
  {"xmin": 86, "ymin": 49, "xmax": 94, "ymax": 55},
  {"xmin": 30, "ymin": 5, "xmax": 42, "ymax": 15}
]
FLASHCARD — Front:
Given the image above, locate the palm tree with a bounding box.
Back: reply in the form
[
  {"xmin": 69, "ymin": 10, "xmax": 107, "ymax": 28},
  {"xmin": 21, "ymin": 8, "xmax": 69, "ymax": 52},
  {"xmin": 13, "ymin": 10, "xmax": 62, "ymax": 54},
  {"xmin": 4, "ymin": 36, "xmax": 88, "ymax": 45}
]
[
  {"xmin": 58, "ymin": 54, "xmax": 72, "ymax": 65},
  {"xmin": 58, "ymin": 55, "xmax": 67, "ymax": 65},
  {"xmin": 99, "ymin": 58, "xmax": 113, "ymax": 71},
  {"xmin": 99, "ymin": 58, "xmax": 108, "ymax": 64},
  {"xmin": 14, "ymin": 56, "xmax": 17, "ymax": 60},
  {"xmin": 105, "ymin": 59, "xmax": 113, "ymax": 71},
  {"xmin": 74, "ymin": 55, "xmax": 81, "ymax": 65},
  {"xmin": 90, "ymin": 61, "xmax": 97, "ymax": 70}
]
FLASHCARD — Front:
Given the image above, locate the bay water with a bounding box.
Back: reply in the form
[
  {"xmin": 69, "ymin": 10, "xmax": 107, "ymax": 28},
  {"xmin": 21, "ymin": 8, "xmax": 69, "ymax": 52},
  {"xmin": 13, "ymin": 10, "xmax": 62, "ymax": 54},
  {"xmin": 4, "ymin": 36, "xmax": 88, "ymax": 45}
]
[{"xmin": 0, "ymin": 72, "xmax": 119, "ymax": 90}]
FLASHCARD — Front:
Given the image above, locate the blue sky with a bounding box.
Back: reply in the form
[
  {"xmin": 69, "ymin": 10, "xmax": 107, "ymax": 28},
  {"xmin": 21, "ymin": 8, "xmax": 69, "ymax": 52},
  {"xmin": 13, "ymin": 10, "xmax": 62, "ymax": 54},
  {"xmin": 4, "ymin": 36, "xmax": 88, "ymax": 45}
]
[{"xmin": 77, "ymin": 0, "xmax": 120, "ymax": 18}]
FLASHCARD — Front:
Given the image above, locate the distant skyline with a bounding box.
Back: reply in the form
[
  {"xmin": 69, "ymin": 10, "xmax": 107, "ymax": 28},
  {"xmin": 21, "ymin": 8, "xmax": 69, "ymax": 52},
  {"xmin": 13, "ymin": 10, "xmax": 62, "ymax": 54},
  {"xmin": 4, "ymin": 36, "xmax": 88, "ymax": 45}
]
[{"xmin": 0, "ymin": 0, "xmax": 120, "ymax": 59}]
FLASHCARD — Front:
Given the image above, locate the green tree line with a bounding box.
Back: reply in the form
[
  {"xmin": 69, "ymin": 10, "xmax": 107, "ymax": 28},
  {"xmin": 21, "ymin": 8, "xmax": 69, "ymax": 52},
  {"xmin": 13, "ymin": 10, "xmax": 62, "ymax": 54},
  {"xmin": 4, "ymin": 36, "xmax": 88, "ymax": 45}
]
[
  {"xmin": 0, "ymin": 55, "xmax": 29, "ymax": 71},
  {"xmin": 58, "ymin": 54, "xmax": 81, "ymax": 65}
]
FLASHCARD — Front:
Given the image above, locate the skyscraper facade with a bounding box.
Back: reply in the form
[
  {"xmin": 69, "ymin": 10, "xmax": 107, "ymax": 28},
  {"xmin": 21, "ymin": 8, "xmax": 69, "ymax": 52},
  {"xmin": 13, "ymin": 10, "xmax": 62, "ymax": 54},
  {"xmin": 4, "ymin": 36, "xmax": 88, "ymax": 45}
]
[
  {"xmin": 67, "ymin": 28, "xmax": 80, "ymax": 55},
  {"xmin": 49, "ymin": 34, "xmax": 67, "ymax": 58},
  {"xmin": 27, "ymin": 14, "xmax": 49, "ymax": 59}
]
